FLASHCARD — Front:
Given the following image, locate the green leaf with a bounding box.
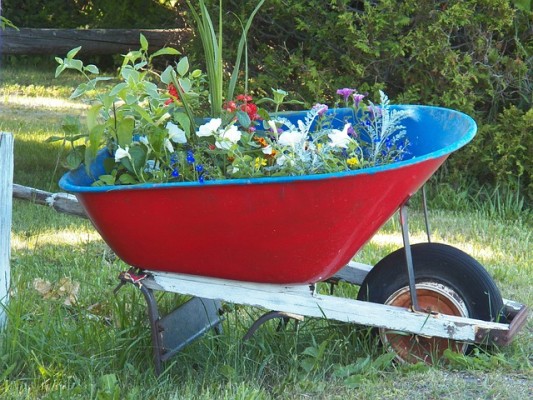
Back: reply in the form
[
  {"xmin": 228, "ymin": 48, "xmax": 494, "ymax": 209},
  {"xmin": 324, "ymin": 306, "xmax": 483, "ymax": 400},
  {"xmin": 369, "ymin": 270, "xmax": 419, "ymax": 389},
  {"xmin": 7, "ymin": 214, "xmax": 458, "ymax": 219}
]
[
  {"xmin": 121, "ymin": 66, "xmax": 140, "ymax": 83},
  {"xmin": 178, "ymin": 77, "xmax": 192, "ymax": 92},
  {"xmin": 66, "ymin": 46, "xmax": 82, "ymax": 59},
  {"xmin": 103, "ymin": 157, "xmax": 116, "ymax": 174},
  {"xmin": 61, "ymin": 116, "xmax": 81, "ymax": 137},
  {"xmin": 130, "ymin": 146, "xmax": 150, "ymax": 173},
  {"xmin": 120, "ymin": 146, "xmax": 146, "ymax": 175},
  {"xmin": 109, "ymin": 82, "xmax": 128, "ymax": 98},
  {"xmin": 118, "ymin": 173, "xmax": 138, "ymax": 185},
  {"xmin": 139, "ymin": 33, "xmax": 149, "ymax": 51},
  {"xmin": 302, "ymin": 346, "xmax": 319, "ymax": 358},
  {"xmin": 55, "ymin": 63, "xmax": 67, "ymax": 78},
  {"xmin": 88, "ymin": 125, "xmax": 105, "ymax": 158},
  {"xmin": 116, "ymin": 116, "xmax": 135, "ymax": 147},
  {"xmin": 177, "ymin": 57, "xmax": 190, "ymax": 76},
  {"xmin": 173, "ymin": 112, "xmax": 191, "ymax": 137},
  {"xmin": 142, "ymin": 81, "xmax": 159, "ymax": 98},
  {"xmin": 130, "ymin": 104, "xmax": 154, "ymax": 124},
  {"xmin": 190, "ymin": 69, "xmax": 202, "ymax": 78},
  {"xmin": 161, "ymin": 65, "xmax": 176, "ymax": 85},
  {"xmin": 150, "ymin": 47, "xmax": 181, "ymax": 59},
  {"xmin": 45, "ymin": 135, "xmax": 64, "ymax": 143},
  {"xmin": 257, "ymin": 108, "xmax": 270, "ymax": 121},
  {"xmin": 236, "ymin": 110, "xmax": 251, "ymax": 128},
  {"xmin": 98, "ymin": 175, "xmax": 116, "ymax": 186},
  {"xmin": 87, "ymin": 103, "xmax": 103, "ymax": 133},
  {"xmin": 64, "ymin": 58, "xmax": 83, "ymax": 72},
  {"xmin": 133, "ymin": 61, "xmax": 147, "ymax": 70},
  {"xmin": 70, "ymin": 82, "xmax": 89, "ymax": 99},
  {"xmin": 66, "ymin": 146, "xmax": 85, "ymax": 169},
  {"xmin": 84, "ymin": 64, "xmax": 99, "ymax": 75}
]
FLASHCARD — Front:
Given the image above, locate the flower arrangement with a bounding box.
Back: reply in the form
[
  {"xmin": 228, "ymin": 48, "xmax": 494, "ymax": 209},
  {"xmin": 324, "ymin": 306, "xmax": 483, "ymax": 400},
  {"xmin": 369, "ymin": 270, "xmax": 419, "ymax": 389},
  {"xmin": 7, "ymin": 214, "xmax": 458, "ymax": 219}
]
[{"xmin": 52, "ymin": 1, "xmax": 413, "ymax": 186}]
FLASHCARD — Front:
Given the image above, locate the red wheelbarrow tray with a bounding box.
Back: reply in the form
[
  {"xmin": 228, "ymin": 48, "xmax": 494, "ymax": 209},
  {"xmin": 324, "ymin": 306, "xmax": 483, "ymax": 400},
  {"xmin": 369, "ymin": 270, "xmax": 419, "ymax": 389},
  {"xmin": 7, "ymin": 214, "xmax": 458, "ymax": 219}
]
[{"xmin": 59, "ymin": 105, "xmax": 477, "ymax": 284}]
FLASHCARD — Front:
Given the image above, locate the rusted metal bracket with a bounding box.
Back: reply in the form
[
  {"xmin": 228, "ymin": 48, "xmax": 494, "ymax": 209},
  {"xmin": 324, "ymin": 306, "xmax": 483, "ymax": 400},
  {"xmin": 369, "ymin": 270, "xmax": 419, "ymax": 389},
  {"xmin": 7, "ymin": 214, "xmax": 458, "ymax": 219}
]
[{"xmin": 116, "ymin": 270, "xmax": 223, "ymax": 375}]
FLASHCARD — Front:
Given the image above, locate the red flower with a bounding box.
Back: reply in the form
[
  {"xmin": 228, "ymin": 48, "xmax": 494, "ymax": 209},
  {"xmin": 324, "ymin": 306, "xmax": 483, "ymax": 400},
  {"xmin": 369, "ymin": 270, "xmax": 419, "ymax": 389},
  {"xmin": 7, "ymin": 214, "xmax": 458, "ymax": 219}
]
[
  {"xmin": 240, "ymin": 102, "xmax": 258, "ymax": 121},
  {"xmin": 236, "ymin": 94, "xmax": 253, "ymax": 102},
  {"xmin": 165, "ymin": 83, "xmax": 180, "ymax": 105},
  {"xmin": 224, "ymin": 101, "xmax": 237, "ymax": 113}
]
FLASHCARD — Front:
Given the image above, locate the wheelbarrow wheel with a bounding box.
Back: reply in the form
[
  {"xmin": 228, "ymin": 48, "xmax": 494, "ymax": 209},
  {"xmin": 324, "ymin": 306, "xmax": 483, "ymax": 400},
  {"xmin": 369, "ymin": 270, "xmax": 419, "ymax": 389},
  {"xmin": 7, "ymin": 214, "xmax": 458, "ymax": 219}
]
[{"xmin": 357, "ymin": 242, "xmax": 504, "ymax": 364}]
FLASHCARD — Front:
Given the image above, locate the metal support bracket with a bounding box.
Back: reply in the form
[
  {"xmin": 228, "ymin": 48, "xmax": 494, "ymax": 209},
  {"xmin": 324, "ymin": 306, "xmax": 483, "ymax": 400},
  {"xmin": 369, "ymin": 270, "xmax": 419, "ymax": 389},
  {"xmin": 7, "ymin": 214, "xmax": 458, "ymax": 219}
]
[
  {"xmin": 243, "ymin": 311, "xmax": 304, "ymax": 340},
  {"xmin": 117, "ymin": 270, "xmax": 224, "ymax": 375},
  {"xmin": 399, "ymin": 203, "xmax": 420, "ymax": 311}
]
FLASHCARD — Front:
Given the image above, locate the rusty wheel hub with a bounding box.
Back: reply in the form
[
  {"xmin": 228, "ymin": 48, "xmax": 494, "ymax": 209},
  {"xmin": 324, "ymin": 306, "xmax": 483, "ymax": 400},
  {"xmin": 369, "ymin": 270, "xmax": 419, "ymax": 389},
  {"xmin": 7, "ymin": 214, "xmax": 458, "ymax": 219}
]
[{"xmin": 380, "ymin": 281, "xmax": 469, "ymax": 364}]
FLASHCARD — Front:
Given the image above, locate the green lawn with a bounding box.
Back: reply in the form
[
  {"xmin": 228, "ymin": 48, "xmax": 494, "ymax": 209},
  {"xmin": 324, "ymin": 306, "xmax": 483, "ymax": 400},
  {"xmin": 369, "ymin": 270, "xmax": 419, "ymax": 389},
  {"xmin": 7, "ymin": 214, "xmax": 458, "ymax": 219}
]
[{"xmin": 1, "ymin": 66, "xmax": 531, "ymax": 399}]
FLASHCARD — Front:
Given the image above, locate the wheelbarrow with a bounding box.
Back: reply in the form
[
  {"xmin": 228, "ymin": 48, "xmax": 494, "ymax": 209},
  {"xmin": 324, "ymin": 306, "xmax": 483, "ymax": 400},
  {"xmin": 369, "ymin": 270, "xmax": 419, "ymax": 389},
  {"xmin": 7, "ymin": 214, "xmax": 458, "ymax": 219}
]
[{"xmin": 60, "ymin": 105, "xmax": 528, "ymax": 374}]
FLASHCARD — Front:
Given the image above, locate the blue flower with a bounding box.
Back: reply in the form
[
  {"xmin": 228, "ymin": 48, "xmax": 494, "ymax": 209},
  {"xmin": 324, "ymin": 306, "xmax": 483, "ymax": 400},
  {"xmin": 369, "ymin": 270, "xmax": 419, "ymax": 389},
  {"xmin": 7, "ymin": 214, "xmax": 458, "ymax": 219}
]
[
  {"xmin": 171, "ymin": 168, "xmax": 179, "ymax": 177},
  {"xmin": 196, "ymin": 164, "xmax": 204, "ymax": 173},
  {"xmin": 186, "ymin": 150, "xmax": 195, "ymax": 164}
]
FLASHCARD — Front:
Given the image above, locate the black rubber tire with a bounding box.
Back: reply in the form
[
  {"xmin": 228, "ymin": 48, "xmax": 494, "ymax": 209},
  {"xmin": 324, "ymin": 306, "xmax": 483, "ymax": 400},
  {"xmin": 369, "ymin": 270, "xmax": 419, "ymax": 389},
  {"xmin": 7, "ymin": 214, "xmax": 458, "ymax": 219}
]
[{"xmin": 358, "ymin": 243, "xmax": 504, "ymax": 323}]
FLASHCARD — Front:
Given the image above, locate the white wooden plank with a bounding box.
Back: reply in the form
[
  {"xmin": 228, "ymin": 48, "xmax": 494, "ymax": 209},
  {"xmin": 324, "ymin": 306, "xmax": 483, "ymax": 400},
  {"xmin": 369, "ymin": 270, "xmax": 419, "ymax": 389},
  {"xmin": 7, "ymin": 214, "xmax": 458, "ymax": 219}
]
[
  {"xmin": 143, "ymin": 271, "xmax": 510, "ymax": 343},
  {"xmin": 0, "ymin": 133, "xmax": 14, "ymax": 328}
]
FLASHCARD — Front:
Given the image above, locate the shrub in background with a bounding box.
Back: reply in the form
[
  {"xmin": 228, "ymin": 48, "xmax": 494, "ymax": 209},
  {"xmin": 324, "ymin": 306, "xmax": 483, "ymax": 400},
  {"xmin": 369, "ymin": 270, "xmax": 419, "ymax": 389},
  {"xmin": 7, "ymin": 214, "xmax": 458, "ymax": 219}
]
[
  {"xmin": 0, "ymin": 0, "xmax": 179, "ymax": 29},
  {"xmin": 186, "ymin": 0, "xmax": 531, "ymax": 203}
]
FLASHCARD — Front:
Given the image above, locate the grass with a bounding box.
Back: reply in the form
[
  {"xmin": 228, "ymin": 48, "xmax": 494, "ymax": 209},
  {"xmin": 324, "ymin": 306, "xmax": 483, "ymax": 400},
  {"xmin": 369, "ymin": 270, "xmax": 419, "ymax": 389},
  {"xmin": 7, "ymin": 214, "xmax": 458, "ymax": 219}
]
[{"xmin": 1, "ymin": 65, "xmax": 531, "ymax": 399}]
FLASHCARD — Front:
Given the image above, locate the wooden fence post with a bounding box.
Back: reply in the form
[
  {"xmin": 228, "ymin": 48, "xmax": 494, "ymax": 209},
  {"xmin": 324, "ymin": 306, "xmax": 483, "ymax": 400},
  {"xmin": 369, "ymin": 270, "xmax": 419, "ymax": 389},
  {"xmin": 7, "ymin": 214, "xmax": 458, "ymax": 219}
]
[{"xmin": 0, "ymin": 132, "xmax": 14, "ymax": 328}]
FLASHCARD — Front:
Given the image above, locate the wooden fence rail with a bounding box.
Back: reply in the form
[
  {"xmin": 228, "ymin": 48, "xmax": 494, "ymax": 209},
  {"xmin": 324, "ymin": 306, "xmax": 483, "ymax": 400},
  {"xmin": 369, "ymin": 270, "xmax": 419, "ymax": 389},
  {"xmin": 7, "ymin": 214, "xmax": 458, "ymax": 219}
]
[
  {"xmin": 1, "ymin": 28, "xmax": 190, "ymax": 55},
  {"xmin": 12, "ymin": 184, "xmax": 86, "ymax": 218}
]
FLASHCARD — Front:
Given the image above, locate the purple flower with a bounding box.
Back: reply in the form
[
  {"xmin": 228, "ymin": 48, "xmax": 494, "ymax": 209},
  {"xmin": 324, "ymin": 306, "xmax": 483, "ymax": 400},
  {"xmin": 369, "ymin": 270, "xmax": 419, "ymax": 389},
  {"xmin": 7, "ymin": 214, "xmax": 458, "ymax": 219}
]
[
  {"xmin": 312, "ymin": 103, "xmax": 329, "ymax": 116},
  {"xmin": 336, "ymin": 88, "xmax": 356, "ymax": 102},
  {"xmin": 352, "ymin": 93, "xmax": 365, "ymax": 108},
  {"xmin": 368, "ymin": 105, "xmax": 383, "ymax": 119}
]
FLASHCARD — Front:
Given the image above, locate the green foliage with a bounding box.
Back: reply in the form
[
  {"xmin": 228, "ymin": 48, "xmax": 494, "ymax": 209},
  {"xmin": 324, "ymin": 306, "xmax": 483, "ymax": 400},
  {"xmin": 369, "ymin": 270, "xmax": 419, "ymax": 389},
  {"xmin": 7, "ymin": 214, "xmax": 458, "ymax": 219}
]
[{"xmin": 1, "ymin": 0, "xmax": 177, "ymax": 29}]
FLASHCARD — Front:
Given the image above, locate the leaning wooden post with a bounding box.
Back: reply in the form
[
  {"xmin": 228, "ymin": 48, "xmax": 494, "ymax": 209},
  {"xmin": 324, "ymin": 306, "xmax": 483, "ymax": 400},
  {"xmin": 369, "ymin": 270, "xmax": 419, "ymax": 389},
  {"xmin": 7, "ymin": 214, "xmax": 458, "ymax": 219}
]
[{"xmin": 0, "ymin": 132, "xmax": 14, "ymax": 328}]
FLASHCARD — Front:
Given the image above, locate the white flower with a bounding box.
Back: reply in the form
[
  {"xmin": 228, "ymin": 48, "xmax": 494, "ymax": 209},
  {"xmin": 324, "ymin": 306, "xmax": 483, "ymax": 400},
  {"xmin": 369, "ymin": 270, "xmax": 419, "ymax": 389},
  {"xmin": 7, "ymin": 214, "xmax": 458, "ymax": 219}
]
[
  {"xmin": 267, "ymin": 120, "xmax": 278, "ymax": 133},
  {"xmin": 164, "ymin": 138, "xmax": 174, "ymax": 153},
  {"xmin": 328, "ymin": 123, "xmax": 352, "ymax": 148},
  {"xmin": 166, "ymin": 122, "xmax": 187, "ymax": 144},
  {"xmin": 278, "ymin": 130, "xmax": 306, "ymax": 148},
  {"xmin": 276, "ymin": 154, "xmax": 287, "ymax": 166},
  {"xmin": 215, "ymin": 125, "xmax": 242, "ymax": 150},
  {"xmin": 261, "ymin": 145, "xmax": 273, "ymax": 155},
  {"xmin": 114, "ymin": 146, "xmax": 131, "ymax": 162},
  {"xmin": 197, "ymin": 118, "xmax": 222, "ymax": 137},
  {"xmin": 139, "ymin": 136, "xmax": 149, "ymax": 145}
]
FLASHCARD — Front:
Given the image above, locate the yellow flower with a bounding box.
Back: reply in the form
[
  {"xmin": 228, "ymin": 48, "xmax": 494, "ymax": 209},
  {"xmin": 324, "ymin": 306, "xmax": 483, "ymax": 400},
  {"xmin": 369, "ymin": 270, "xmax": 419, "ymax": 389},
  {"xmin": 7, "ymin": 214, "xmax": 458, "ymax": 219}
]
[
  {"xmin": 347, "ymin": 157, "xmax": 359, "ymax": 167},
  {"xmin": 254, "ymin": 157, "xmax": 267, "ymax": 169}
]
